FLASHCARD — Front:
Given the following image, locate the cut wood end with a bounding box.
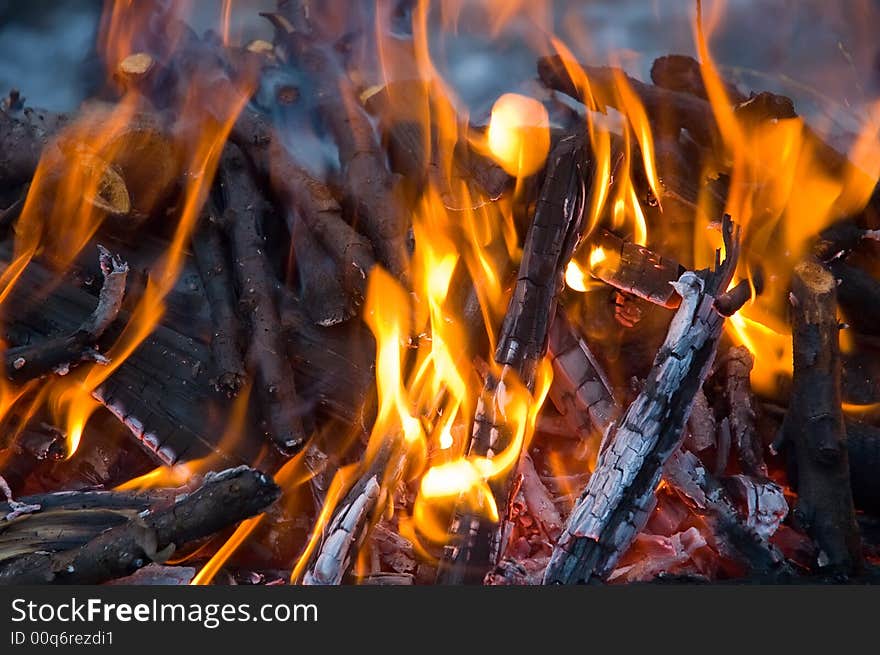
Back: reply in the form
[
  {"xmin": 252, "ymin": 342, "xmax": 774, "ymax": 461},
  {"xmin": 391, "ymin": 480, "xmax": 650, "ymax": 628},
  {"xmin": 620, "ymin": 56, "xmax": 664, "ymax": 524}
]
[
  {"xmin": 793, "ymin": 261, "xmax": 835, "ymax": 295},
  {"xmin": 118, "ymin": 52, "xmax": 154, "ymax": 78},
  {"xmin": 79, "ymin": 154, "xmax": 131, "ymax": 215}
]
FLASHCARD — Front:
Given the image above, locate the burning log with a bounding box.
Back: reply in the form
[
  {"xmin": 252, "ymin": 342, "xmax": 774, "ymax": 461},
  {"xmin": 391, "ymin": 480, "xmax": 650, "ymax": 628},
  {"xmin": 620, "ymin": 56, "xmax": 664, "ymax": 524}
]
[
  {"xmin": 546, "ymin": 305, "xmax": 620, "ymax": 443},
  {"xmin": 437, "ymin": 133, "xmax": 592, "ymax": 584},
  {"xmin": 231, "ymin": 109, "xmax": 375, "ymax": 303},
  {"xmin": 220, "ymin": 144, "xmax": 307, "ymax": 455},
  {"xmin": 265, "ymin": 14, "xmax": 410, "ymax": 279},
  {"xmin": 543, "ymin": 215, "xmax": 742, "ymax": 585},
  {"xmin": 4, "ymin": 246, "xmax": 128, "ymax": 383},
  {"xmin": 0, "ymin": 466, "xmax": 280, "ymax": 585},
  {"xmin": 192, "ymin": 202, "xmax": 246, "ymax": 396},
  {"xmin": 588, "ymin": 228, "xmax": 686, "ymax": 308},
  {"xmin": 783, "ymin": 260, "xmax": 862, "ymax": 574}
]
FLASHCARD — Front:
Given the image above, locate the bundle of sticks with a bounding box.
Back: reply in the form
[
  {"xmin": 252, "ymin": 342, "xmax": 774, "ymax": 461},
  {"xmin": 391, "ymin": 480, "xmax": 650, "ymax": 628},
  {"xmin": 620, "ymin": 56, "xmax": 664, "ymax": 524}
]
[{"xmin": 0, "ymin": 1, "xmax": 879, "ymax": 586}]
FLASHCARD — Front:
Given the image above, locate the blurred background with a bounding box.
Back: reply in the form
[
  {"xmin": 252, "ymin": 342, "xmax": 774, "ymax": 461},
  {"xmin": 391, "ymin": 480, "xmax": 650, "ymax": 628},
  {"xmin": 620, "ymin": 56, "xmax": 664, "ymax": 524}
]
[{"xmin": 1, "ymin": 1, "xmax": 878, "ymax": 142}]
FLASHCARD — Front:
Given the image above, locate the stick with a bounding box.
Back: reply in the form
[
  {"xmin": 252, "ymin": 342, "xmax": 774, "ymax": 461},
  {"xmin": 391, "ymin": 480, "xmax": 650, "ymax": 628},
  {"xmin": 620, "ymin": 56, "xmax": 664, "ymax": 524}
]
[
  {"xmin": 543, "ymin": 215, "xmax": 742, "ymax": 584},
  {"xmin": 4, "ymin": 246, "xmax": 128, "ymax": 382},
  {"xmin": 287, "ymin": 210, "xmax": 355, "ymax": 326},
  {"xmin": 0, "ymin": 466, "xmax": 280, "ymax": 585},
  {"xmin": 783, "ymin": 260, "xmax": 862, "ymax": 574},
  {"xmin": 221, "ymin": 144, "xmax": 308, "ymax": 454},
  {"xmin": 588, "ymin": 228, "xmax": 686, "ymax": 309},
  {"xmin": 192, "ymin": 202, "xmax": 246, "ymax": 396}
]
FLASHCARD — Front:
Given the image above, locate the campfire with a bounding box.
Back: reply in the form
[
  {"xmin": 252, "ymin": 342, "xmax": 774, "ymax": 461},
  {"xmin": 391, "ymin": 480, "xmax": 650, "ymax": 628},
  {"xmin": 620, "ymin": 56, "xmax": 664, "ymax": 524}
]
[{"xmin": 1, "ymin": 0, "xmax": 879, "ymax": 586}]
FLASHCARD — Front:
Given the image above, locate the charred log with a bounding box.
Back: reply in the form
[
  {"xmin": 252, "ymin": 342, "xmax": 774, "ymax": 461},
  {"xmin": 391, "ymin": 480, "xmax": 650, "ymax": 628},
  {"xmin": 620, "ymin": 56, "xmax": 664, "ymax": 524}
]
[
  {"xmin": 220, "ymin": 144, "xmax": 307, "ymax": 455},
  {"xmin": 192, "ymin": 202, "xmax": 246, "ymax": 396},
  {"xmin": 437, "ymin": 134, "xmax": 592, "ymax": 584},
  {"xmin": 543, "ymin": 215, "xmax": 741, "ymax": 585},
  {"xmin": 4, "ymin": 246, "xmax": 128, "ymax": 383},
  {"xmin": 783, "ymin": 260, "xmax": 862, "ymax": 574},
  {"xmin": 0, "ymin": 466, "xmax": 279, "ymax": 585}
]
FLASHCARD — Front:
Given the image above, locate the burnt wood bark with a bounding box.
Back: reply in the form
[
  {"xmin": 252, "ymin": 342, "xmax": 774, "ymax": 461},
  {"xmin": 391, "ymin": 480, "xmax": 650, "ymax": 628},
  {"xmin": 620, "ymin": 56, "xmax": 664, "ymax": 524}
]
[
  {"xmin": 4, "ymin": 246, "xmax": 128, "ymax": 383},
  {"xmin": 589, "ymin": 228, "xmax": 686, "ymax": 308},
  {"xmin": 437, "ymin": 134, "xmax": 592, "ymax": 584},
  {"xmin": 221, "ymin": 144, "xmax": 307, "ymax": 455},
  {"xmin": 723, "ymin": 346, "xmax": 766, "ymax": 477},
  {"xmin": 543, "ymin": 215, "xmax": 742, "ymax": 584},
  {"xmin": 0, "ymin": 466, "xmax": 280, "ymax": 585},
  {"xmin": 192, "ymin": 202, "xmax": 246, "ymax": 396},
  {"xmin": 783, "ymin": 260, "xmax": 862, "ymax": 574}
]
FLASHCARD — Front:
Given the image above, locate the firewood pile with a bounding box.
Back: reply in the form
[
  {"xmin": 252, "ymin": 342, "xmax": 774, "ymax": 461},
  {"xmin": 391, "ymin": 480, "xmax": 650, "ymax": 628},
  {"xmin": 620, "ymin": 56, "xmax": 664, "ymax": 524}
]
[{"xmin": 1, "ymin": 0, "xmax": 879, "ymax": 586}]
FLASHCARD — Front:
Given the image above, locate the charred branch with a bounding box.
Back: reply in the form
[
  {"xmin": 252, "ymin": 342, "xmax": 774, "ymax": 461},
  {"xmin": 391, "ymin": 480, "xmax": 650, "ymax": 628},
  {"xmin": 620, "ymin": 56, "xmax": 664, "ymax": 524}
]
[
  {"xmin": 664, "ymin": 449, "xmax": 790, "ymax": 575},
  {"xmin": 220, "ymin": 144, "xmax": 307, "ymax": 455},
  {"xmin": 783, "ymin": 260, "xmax": 862, "ymax": 574},
  {"xmin": 543, "ymin": 215, "xmax": 740, "ymax": 584},
  {"xmin": 547, "ymin": 304, "xmax": 620, "ymax": 442},
  {"xmin": 4, "ymin": 246, "xmax": 128, "ymax": 383},
  {"xmin": 723, "ymin": 346, "xmax": 766, "ymax": 477},
  {"xmin": 0, "ymin": 466, "xmax": 279, "ymax": 585},
  {"xmin": 588, "ymin": 228, "xmax": 686, "ymax": 308},
  {"xmin": 192, "ymin": 202, "xmax": 246, "ymax": 396}
]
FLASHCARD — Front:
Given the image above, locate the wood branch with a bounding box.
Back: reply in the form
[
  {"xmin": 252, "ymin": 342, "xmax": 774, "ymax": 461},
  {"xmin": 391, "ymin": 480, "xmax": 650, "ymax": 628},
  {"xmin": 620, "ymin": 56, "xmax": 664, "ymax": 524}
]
[
  {"xmin": 547, "ymin": 304, "xmax": 620, "ymax": 442},
  {"xmin": 437, "ymin": 134, "xmax": 592, "ymax": 584},
  {"xmin": 538, "ymin": 55, "xmax": 720, "ymax": 147},
  {"xmin": 723, "ymin": 346, "xmax": 766, "ymax": 477},
  {"xmin": 588, "ymin": 228, "xmax": 686, "ymax": 308},
  {"xmin": 4, "ymin": 246, "xmax": 128, "ymax": 383},
  {"xmin": 265, "ymin": 14, "xmax": 410, "ymax": 279},
  {"xmin": 0, "ymin": 488, "xmax": 180, "ymax": 563},
  {"xmin": 221, "ymin": 144, "xmax": 307, "ymax": 455},
  {"xmin": 287, "ymin": 210, "xmax": 355, "ymax": 326},
  {"xmin": 783, "ymin": 260, "xmax": 862, "ymax": 574},
  {"xmin": 543, "ymin": 215, "xmax": 741, "ymax": 584},
  {"xmin": 663, "ymin": 449, "xmax": 790, "ymax": 575},
  {"xmin": 231, "ymin": 108, "xmax": 375, "ymax": 303},
  {"xmin": 191, "ymin": 202, "xmax": 246, "ymax": 396},
  {"xmin": 0, "ymin": 466, "xmax": 280, "ymax": 585}
]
